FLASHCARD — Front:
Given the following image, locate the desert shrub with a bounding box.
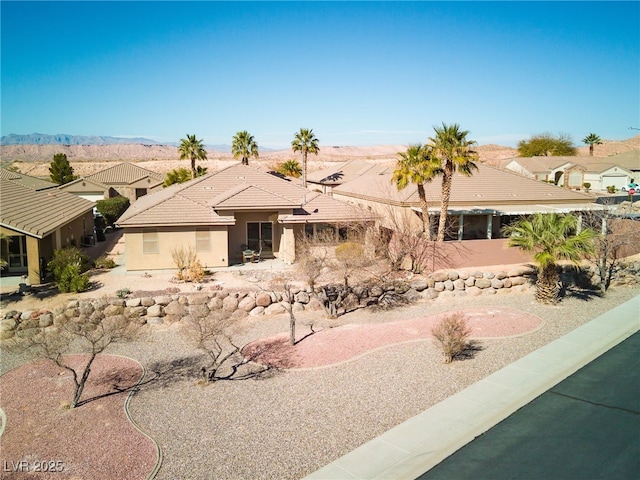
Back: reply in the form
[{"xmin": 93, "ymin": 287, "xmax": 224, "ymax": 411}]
[
  {"xmin": 431, "ymin": 313, "xmax": 472, "ymax": 363},
  {"xmin": 94, "ymin": 254, "xmax": 117, "ymax": 269},
  {"xmin": 48, "ymin": 247, "xmax": 92, "ymax": 281},
  {"xmin": 606, "ymin": 185, "xmax": 617, "ymax": 194},
  {"xmin": 58, "ymin": 264, "xmax": 90, "ymax": 293},
  {"xmin": 96, "ymin": 196, "xmax": 130, "ymax": 226},
  {"xmin": 583, "ymin": 182, "xmax": 591, "ymax": 191},
  {"xmin": 172, "ymin": 246, "xmax": 206, "ymax": 282}
]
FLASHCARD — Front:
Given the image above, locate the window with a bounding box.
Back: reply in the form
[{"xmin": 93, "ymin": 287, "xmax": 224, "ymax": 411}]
[
  {"xmin": 143, "ymin": 229, "xmax": 159, "ymax": 254},
  {"xmin": 247, "ymin": 222, "xmax": 273, "ymax": 254},
  {"xmin": 196, "ymin": 229, "xmax": 211, "ymax": 252}
]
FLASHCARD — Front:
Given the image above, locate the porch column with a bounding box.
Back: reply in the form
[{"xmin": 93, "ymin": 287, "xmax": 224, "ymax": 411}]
[
  {"xmin": 458, "ymin": 214, "xmax": 464, "ymax": 241},
  {"xmin": 576, "ymin": 213, "xmax": 583, "ymax": 233},
  {"xmin": 486, "ymin": 215, "xmax": 493, "ymax": 239},
  {"xmin": 26, "ymin": 236, "xmax": 41, "ymax": 285}
]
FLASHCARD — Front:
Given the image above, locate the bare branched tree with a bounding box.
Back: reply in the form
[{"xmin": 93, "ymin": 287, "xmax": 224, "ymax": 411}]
[
  {"xmin": 583, "ymin": 204, "xmax": 640, "ymax": 292},
  {"xmin": 181, "ymin": 309, "xmax": 269, "ymax": 381},
  {"xmin": 3, "ymin": 315, "xmax": 140, "ymax": 408}
]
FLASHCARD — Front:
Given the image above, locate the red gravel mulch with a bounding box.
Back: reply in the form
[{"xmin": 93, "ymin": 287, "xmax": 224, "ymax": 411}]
[
  {"xmin": 0, "ymin": 355, "xmax": 158, "ymax": 480},
  {"xmin": 244, "ymin": 307, "xmax": 543, "ymax": 369}
]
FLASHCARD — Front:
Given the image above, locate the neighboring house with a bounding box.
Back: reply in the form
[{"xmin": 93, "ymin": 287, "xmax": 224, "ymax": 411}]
[
  {"xmin": 501, "ymin": 151, "xmax": 640, "ymax": 191},
  {"xmin": 331, "ymin": 163, "xmax": 605, "ymax": 242},
  {"xmin": 306, "ymin": 159, "xmax": 395, "ymax": 194},
  {"xmin": 116, "ymin": 163, "xmax": 374, "ymax": 271},
  {"xmin": 58, "ymin": 162, "xmax": 164, "ymax": 204},
  {"xmin": 0, "ymin": 169, "xmax": 95, "ymax": 285}
]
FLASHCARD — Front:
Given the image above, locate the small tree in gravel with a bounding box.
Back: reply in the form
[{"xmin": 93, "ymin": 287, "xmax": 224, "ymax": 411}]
[
  {"xmin": 182, "ymin": 309, "xmax": 269, "ymax": 381},
  {"xmin": 432, "ymin": 313, "xmax": 472, "ymax": 363},
  {"xmin": 3, "ymin": 315, "xmax": 140, "ymax": 408}
]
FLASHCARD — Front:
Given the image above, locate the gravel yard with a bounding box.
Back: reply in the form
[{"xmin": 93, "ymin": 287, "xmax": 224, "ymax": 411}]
[{"xmin": 102, "ymin": 287, "xmax": 638, "ymax": 479}]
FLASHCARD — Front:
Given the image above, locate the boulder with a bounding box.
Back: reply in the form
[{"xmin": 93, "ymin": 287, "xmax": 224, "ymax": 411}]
[
  {"xmin": 264, "ymin": 303, "xmax": 286, "ymax": 315},
  {"xmin": 222, "ymin": 295, "xmax": 239, "ymax": 312},
  {"xmin": 475, "ymin": 278, "xmax": 492, "ymax": 289},
  {"xmin": 238, "ymin": 296, "xmax": 257, "ymax": 312},
  {"xmin": 255, "ymin": 292, "xmax": 272, "ymax": 307},
  {"xmin": 146, "ymin": 304, "xmax": 163, "ymax": 317},
  {"xmin": 249, "ymin": 306, "xmax": 265, "ymax": 316}
]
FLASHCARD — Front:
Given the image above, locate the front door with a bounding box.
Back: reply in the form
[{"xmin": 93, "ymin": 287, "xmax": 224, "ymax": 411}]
[{"xmin": 247, "ymin": 222, "xmax": 273, "ymax": 256}]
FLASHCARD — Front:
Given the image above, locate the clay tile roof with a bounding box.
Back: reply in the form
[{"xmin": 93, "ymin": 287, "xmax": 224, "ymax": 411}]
[
  {"xmin": 0, "ymin": 178, "xmax": 95, "ymax": 238},
  {"xmin": 0, "ymin": 168, "xmax": 58, "ymax": 191},
  {"xmin": 334, "ymin": 163, "xmax": 597, "ymax": 208},
  {"xmin": 307, "ymin": 159, "xmax": 394, "ymax": 185},
  {"xmin": 117, "ymin": 162, "xmax": 374, "ymax": 227},
  {"xmin": 86, "ymin": 162, "xmax": 164, "ymax": 185}
]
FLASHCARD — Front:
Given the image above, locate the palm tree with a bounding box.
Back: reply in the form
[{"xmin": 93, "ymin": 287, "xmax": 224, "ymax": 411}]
[
  {"xmin": 503, "ymin": 213, "xmax": 596, "ymax": 304},
  {"xmin": 277, "ymin": 159, "xmax": 302, "ymax": 178},
  {"xmin": 582, "ymin": 133, "xmax": 602, "ymax": 156},
  {"xmin": 428, "ymin": 123, "xmax": 479, "ymax": 242},
  {"xmin": 232, "ymin": 131, "xmax": 259, "ymax": 165},
  {"xmin": 392, "ymin": 144, "xmax": 440, "ymax": 239},
  {"xmin": 178, "ymin": 134, "xmax": 207, "ymax": 179},
  {"xmin": 291, "ymin": 128, "xmax": 320, "ymax": 188}
]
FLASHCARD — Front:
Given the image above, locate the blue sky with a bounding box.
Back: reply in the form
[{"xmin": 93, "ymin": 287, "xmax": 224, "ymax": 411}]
[{"xmin": 2, "ymin": 1, "xmax": 639, "ymax": 148}]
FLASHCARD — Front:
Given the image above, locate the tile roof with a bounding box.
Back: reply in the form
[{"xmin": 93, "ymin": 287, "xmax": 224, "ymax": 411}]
[
  {"xmin": 504, "ymin": 151, "xmax": 640, "ymax": 174},
  {"xmin": 86, "ymin": 162, "xmax": 164, "ymax": 185},
  {"xmin": 333, "ymin": 163, "xmax": 598, "ymax": 210},
  {"xmin": 0, "ymin": 168, "xmax": 58, "ymax": 191},
  {"xmin": 1, "ymin": 178, "xmax": 95, "ymax": 238},
  {"xmin": 117, "ymin": 163, "xmax": 373, "ymax": 227},
  {"xmin": 307, "ymin": 160, "xmax": 394, "ymax": 185}
]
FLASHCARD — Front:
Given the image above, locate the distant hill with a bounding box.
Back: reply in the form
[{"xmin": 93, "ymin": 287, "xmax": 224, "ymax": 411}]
[{"xmin": 1, "ymin": 133, "xmax": 163, "ymax": 146}]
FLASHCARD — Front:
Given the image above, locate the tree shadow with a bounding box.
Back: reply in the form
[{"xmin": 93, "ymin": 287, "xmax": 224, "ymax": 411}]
[{"xmin": 454, "ymin": 340, "xmax": 484, "ymax": 361}]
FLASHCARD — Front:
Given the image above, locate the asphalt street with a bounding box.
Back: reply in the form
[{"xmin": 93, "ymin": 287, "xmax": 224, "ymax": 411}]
[{"xmin": 418, "ymin": 331, "xmax": 640, "ymax": 480}]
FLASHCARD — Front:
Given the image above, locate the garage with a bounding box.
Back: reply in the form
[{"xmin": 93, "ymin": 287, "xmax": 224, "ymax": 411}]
[{"xmin": 601, "ymin": 174, "xmax": 628, "ymax": 191}]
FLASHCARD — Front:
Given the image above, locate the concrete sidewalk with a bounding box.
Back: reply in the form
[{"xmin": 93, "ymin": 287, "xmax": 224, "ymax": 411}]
[{"xmin": 303, "ymin": 295, "xmax": 640, "ymax": 480}]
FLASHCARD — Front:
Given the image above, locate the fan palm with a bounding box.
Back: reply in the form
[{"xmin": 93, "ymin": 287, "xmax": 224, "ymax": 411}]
[
  {"xmin": 503, "ymin": 213, "xmax": 596, "ymax": 304},
  {"xmin": 582, "ymin": 133, "xmax": 602, "ymax": 156},
  {"xmin": 392, "ymin": 144, "xmax": 440, "ymax": 239},
  {"xmin": 232, "ymin": 131, "xmax": 259, "ymax": 165},
  {"xmin": 291, "ymin": 128, "xmax": 320, "ymax": 187},
  {"xmin": 277, "ymin": 159, "xmax": 302, "ymax": 178},
  {"xmin": 428, "ymin": 123, "xmax": 478, "ymax": 242},
  {"xmin": 178, "ymin": 134, "xmax": 207, "ymax": 179}
]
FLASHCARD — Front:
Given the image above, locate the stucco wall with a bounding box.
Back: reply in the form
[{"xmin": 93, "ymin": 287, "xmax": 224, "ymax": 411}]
[{"xmin": 124, "ymin": 226, "xmax": 229, "ymax": 271}]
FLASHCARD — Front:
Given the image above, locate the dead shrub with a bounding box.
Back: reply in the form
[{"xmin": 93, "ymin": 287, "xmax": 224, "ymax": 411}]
[{"xmin": 431, "ymin": 313, "xmax": 472, "ymax": 363}]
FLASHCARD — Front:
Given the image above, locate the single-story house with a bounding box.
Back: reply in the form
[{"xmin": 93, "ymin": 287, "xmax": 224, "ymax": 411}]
[
  {"xmin": 1, "ymin": 169, "xmax": 96, "ymax": 284},
  {"xmin": 116, "ymin": 163, "xmax": 375, "ymax": 271},
  {"xmin": 500, "ymin": 151, "xmax": 640, "ymax": 191},
  {"xmin": 330, "ymin": 162, "xmax": 606, "ymax": 242},
  {"xmin": 58, "ymin": 162, "xmax": 164, "ymax": 204}
]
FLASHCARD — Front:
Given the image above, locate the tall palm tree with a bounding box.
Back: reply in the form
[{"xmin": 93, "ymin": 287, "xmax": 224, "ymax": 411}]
[
  {"xmin": 428, "ymin": 123, "xmax": 479, "ymax": 242},
  {"xmin": 503, "ymin": 213, "xmax": 596, "ymax": 304},
  {"xmin": 178, "ymin": 134, "xmax": 208, "ymax": 179},
  {"xmin": 392, "ymin": 144, "xmax": 440, "ymax": 239},
  {"xmin": 232, "ymin": 130, "xmax": 259, "ymax": 165},
  {"xmin": 291, "ymin": 128, "xmax": 320, "ymax": 188},
  {"xmin": 582, "ymin": 133, "xmax": 602, "ymax": 156}
]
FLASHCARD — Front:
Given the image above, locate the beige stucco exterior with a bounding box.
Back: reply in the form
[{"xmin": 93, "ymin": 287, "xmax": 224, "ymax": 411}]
[
  {"xmin": 124, "ymin": 226, "xmax": 230, "ymax": 271},
  {"xmin": 1, "ymin": 211, "xmax": 94, "ymax": 285}
]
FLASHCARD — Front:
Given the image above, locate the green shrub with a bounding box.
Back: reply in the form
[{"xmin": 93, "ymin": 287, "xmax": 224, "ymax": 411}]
[
  {"xmin": 94, "ymin": 254, "xmax": 117, "ymax": 269},
  {"xmin": 96, "ymin": 196, "xmax": 130, "ymax": 226},
  {"xmin": 606, "ymin": 185, "xmax": 617, "ymax": 194},
  {"xmin": 58, "ymin": 264, "xmax": 90, "ymax": 293},
  {"xmin": 48, "ymin": 247, "xmax": 91, "ymax": 282},
  {"xmin": 583, "ymin": 182, "xmax": 591, "ymax": 191}
]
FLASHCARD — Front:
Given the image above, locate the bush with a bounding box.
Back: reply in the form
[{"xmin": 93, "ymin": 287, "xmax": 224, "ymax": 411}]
[
  {"xmin": 96, "ymin": 196, "xmax": 130, "ymax": 226},
  {"xmin": 606, "ymin": 185, "xmax": 617, "ymax": 194},
  {"xmin": 431, "ymin": 313, "xmax": 472, "ymax": 363},
  {"xmin": 48, "ymin": 247, "xmax": 91, "ymax": 282},
  {"xmin": 93, "ymin": 254, "xmax": 117, "ymax": 269},
  {"xmin": 583, "ymin": 182, "xmax": 591, "ymax": 191},
  {"xmin": 58, "ymin": 264, "xmax": 90, "ymax": 293}
]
